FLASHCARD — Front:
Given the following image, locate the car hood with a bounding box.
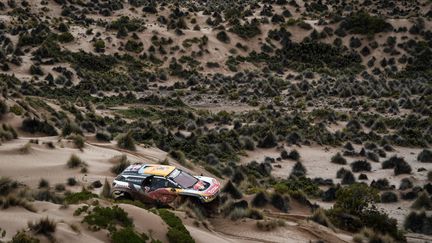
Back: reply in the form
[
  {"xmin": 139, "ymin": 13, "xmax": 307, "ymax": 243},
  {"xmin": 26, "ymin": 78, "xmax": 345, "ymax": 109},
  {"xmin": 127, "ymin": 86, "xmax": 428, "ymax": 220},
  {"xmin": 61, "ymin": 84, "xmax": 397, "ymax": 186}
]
[{"xmin": 180, "ymin": 176, "xmax": 221, "ymax": 197}]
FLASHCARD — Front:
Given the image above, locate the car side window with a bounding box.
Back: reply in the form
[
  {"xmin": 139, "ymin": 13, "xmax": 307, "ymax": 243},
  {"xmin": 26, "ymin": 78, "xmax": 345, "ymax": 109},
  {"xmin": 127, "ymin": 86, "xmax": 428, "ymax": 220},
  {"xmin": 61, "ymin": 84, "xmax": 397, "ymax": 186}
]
[{"xmin": 150, "ymin": 178, "xmax": 167, "ymax": 190}]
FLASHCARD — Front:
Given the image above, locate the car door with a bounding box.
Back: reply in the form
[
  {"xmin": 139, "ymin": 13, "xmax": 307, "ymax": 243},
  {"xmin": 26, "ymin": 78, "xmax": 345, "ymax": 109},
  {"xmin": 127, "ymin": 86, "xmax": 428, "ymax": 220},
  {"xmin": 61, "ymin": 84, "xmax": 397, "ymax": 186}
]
[{"xmin": 147, "ymin": 177, "xmax": 178, "ymax": 204}]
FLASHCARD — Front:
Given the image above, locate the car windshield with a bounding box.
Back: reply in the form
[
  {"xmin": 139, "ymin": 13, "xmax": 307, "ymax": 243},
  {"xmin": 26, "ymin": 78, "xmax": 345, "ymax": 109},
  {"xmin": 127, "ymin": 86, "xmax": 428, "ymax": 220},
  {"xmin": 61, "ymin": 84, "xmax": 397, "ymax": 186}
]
[{"xmin": 169, "ymin": 169, "xmax": 198, "ymax": 189}]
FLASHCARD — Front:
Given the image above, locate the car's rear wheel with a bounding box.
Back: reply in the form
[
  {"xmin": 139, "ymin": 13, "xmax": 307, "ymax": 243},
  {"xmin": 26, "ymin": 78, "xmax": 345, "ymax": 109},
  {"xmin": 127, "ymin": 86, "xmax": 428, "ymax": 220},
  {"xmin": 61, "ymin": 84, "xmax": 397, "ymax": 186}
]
[{"xmin": 112, "ymin": 191, "xmax": 132, "ymax": 201}]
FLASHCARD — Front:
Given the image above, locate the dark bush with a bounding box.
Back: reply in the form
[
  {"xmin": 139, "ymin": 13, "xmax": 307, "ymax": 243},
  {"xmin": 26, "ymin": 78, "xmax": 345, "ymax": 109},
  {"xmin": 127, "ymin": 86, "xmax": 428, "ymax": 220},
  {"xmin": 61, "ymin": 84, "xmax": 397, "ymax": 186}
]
[
  {"xmin": 252, "ymin": 191, "xmax": 269, "ymax": 207},
  {"xmin": 404, "ymin": 211, "xmax": 432, "ymax": 235},
  {"xmin": 257, "ymin": 131, "xmax": 277, "ymax": 148},
  {"xmin": 28, "ymin": 217, "xmax": 56, "ymax": 237},
  {"xmin": 418, "ymin": 149, "xmax": 432, "ymax": 163},
  {"xmin": 351, "ymin": 160, "xmax": 371, "ymax": 172},
  {"xmin": 117, "ymin": 131, "xmax": 136, "ymax": 151},
  {"xmin": 331, "ymin": 152, "xmax": 347, "ymax": 165},
  {"xmin": 411, "ymin": 192, "xmax": 432, "ymax": 210},
  {"xmin": 340, "ymin": 12, "xmax": 393, "ymax": 35},
  {"xmin": 399, "ymin": 178, "xmax": 413, "ymax": 190},
  {"xmin": 222, "ymin": 180, "xmax": 242, "ymax": 199},
  {"xmin": 371, "ymin": 179, "xmax": 391, "ymax": 190},
  {"xmin": 290, "ymin": 161, "xmax": 306, "ymax": 177},
  {"xmin": 216, "ymin": 31, "xmax": 230, "ymax": 43},
  {"xmin": 341, "ymin": 170, "xmax": 355, "ymax": 185},
  {"xmin": 0, "ymin": 100, "xmax": 8, "ymax": 117},
  {"xmin": 271, "ymin": 193, "xmax": 289, "ymax": 212},
  {"xmin": 21, "ymin": 118, "xmax": 57, "ymax": 136},
  {"xmin": 381, "ymin": 191, "xmax": 398, "ymax": 203},
  {"xmin": 96, "ymin": 130, "xmax": 112, "ymax": 141},
  {"xmin": 287, "ymin": 149, "xmax": 300, "ymax": 160}
]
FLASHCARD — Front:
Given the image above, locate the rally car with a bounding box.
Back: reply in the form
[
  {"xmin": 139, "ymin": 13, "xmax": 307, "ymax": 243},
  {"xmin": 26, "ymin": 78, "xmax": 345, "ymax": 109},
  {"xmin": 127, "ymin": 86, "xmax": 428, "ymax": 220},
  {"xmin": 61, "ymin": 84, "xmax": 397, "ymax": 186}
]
[{"xmin": 111, "ymin": 164, "xmax": 221, "ymax": 205}]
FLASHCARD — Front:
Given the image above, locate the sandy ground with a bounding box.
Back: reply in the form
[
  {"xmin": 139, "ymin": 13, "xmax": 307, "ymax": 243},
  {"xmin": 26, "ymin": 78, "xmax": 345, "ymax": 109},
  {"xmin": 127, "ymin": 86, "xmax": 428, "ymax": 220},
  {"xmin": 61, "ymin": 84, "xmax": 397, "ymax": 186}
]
[{"xmin": 0, "ymin": 136, "xmax": 356, "ymax": 243}]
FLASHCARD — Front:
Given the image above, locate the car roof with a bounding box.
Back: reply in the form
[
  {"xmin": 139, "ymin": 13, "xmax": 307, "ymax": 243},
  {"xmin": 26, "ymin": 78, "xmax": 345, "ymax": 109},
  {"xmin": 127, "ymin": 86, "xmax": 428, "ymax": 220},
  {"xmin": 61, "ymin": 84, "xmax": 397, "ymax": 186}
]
[{"xmin": 139, "ymin": 164, "xmax": 176, "ymax": 177}]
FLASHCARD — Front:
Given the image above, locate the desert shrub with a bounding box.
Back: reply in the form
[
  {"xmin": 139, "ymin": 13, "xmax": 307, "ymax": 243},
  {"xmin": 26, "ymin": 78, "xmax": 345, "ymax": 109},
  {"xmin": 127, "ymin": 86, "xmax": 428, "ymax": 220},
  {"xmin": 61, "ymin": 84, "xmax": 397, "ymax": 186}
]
[
  {"xmin": 287, "ymin": 149, "xmax": 300, "ymax": 160},
  {"xmin": 336, "ymin": 168, "xmax": 348, "ymax": 178},
  {"xmin": 57, "ymin": 32, "xmax": 74, "ymax": 43},
  {"xmin": 96, "ymin": 130, "xmax": 112, "ymax": 141},
  {"xmin": 331, "ymin": 152, "xmax": 347, "ymax": 165},
  {"xmin": 381, "ymin": 191, "xmax": 398, "ymax": 203},
  {"xmin": 256, "ymin": 219, "xmax": 285, "ymax": 231},
  {"xmin": 399, "ymin": 178, "xmax": 413, "ymax": 190},
  {"xmin": 228, "ymin": 207, "xmax": 249, "ymax": 221},
  {"xmin": 411, "ymin": 192, "xmax": 432, "ymax": 210},
  {"xmin": 311, "ymin": 208, "xmax": 334, "ymax": 229},
  {"xmin": 110, "ymin": 155, "xmax": 131, "ymax": 175},
  {"xmin": 38, "ymin": 179, "xmax": 49, "ymax": 188},
  {"xmin": 54, "ymin": 184, "xmax": 65, "ymax": 192},
  {"xmin": 251, "ymin": 191, "xmax": 269, "ymax": 207},
  {"xmin": 83, "ymin": 205, "xmax": 133, "ymax": 231},
  {"xmin": 0, "ymin": 177, "xmax": 18, "ymax": 196},
  {"xmin": 67, "ymin": 154, "xmax": 86, "ymax": 168},
  {"xmin": 290, "ymin": 161, "xmax": 306, "ymax": 177},
  {"xmin": 21, "ymin": 118, "xmax": 57, "ymax": 136},
  {"xmin": 101, "ymin": 179, "xmax": 111, "ymax": 198},
  {"xmin": 67, "ymin": 177, "xmax": 77, "ymax": 186},
  {"xmin": 125, "ymin": 40, "xmax": 144, "ymax": 53},
  {"xmin": 93, "ymin": 40, "xmax": 105, "ymax": 52},
  {"xmin": 0, "ymin": 100, "xmax": 8, "ymax": 117},
  {"xmin": 366, "ymin": 151, "xmax": 379, "ymax": 162},
  {"xmin": 341, "ymin": 170, "xmax": 356, "ymax": 185},
  {"xmin": 111, "ymin": 227, "xmax": 149, "ymax": 243},
  {"xmin": 216, "ymin": 31, "xmax": 230, "ymax": 43},
  {"xmin": 222, "ymin": 180, "xmax": 242, "ymax": 199},
  {"xmin": 428, "ymin": 171, "xmax": 432, "ymax": 181},
  {"xmin": 394, "ymin": 160, "xmax": 412, "ymax": 175},
  {"xmin": 11, "ymin": 230, "xmax": 40, "ymax": 243},
  {"xmin": 117, "ymin": 131, "xmax": 136, "ymax": 151},
  {"xmin": 354, "ymin": 228, "xmax": 395, "ymax": 243},
  {"xmin": 271, "ymin": 193, "xmax": 289, "ymax": 212},
  {"xmin": 28, "ymin": 217, "xmax": 56, "ymax": 237},
  {"xmin": 340, "ymin": 12, "xmax": 392, "ymax": 35},
  {"xmin": 62, "ymin": 122, "xmax": 82, "ymax": 137},
  {"xmin": 371, "ymin": 179, "xmax": 391, "ymax": 190},
  {"xmin": 229, "ymin": 19, "xmax": 261, "ymax": 39},
  {"xmin": 351, "ymin": 160, "xmax": 371, "ymax": 172},
  {"xmin": 382, "ymin": 156, "xmax": 407, "ymax": 169},
  {"xmin": 257, "ymin": 131, "xmax": 277, "ymax": 148},
  {"xmin": 358, "ymin": 173, "xmax": 368, "ymax": 180},
  {"xmin": 0, "ymin": 195, "xmax": 36, "ymax": 212},
  {"xmin": 158, "ymin": 209, "xmax": 194, "ymax": 243},
  {"xmin": 404, "ymin": 211, "xmax": 432, "ymax": 235},
  {"xmin": 418, "ymin": 149, "xmax": 432, "ymax": 163},
  {"xmin": 71, "ymin": 134, "xmax": 85, "ymax": 150},
  {"xmin": 64, "ymin": 190, "xmax": 98, "ymax": 204}
]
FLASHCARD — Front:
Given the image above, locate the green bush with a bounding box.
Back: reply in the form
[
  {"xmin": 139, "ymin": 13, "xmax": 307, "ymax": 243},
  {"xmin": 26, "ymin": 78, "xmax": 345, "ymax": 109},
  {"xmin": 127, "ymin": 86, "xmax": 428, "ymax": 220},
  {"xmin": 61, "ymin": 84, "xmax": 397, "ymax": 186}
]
[
  {"xmin": 340, "ymin": 12, "xmax": 393, "ymax": 35},
  {"xmin": 64, "ymin": 190, "xmax": 98, "ymax": 204},
  {"xmin": 11, "ymin": 231, "xmax": 40, "ymax": 243},
  {"xmin": 158, "ymin": 209, "xmax": 194, "ymax": 243},
  {"xmin": 111, "ymin": 227, "xmax": 149, "ymax": 243},
  {"xmin": 125, "ymin": 40, "xmax": 144, "ymax": 53},
  {"xmin": 117, "ymin": 131, "xmax": 136, "ymax": 151},
  {"xmin": 83, "ymin": 206, "xmax": 133, "ymax": 230},
  {"xmin": 57, "ymin": 32, "xmax": 74, "ymax": 43}
]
